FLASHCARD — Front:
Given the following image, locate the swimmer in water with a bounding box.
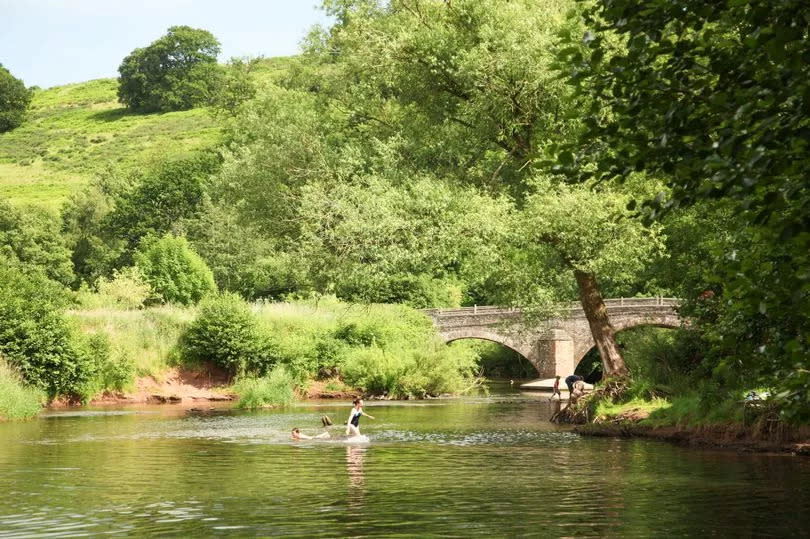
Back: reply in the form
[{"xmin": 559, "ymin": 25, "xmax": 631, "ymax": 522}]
[
  {"xmin": 346, "ymin": 398, "xmax": 375, "ymax": 437},
  {"xmin": 291, "ymin": 427, "xmax": 330, "ymax": 441}
]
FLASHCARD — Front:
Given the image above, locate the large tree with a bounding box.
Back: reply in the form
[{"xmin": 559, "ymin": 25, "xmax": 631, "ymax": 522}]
[
  {"xmin": 0, "ymin": 63, "xmax": 32, "ymax": 132},
  {"xmin": 559, "ymin": 0, "xmax": 810, "ymax": 418},
  {"xmin": 118, "ymin": 26, "xmax": 222, "ymax": 112},
  {"xmin": 301, "ymin": 0, "xmax": 650, "ymax": 375}
]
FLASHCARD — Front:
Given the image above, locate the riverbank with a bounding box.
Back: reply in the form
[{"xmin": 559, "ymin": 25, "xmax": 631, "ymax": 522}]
[
  {"xmin": 70, "ymin": 369, "xmax": 362, "ymax": 407},
  {"xmin": 577, "ymin": 422, "xmax": 810, "ymax": 456},
  {"xmin": 570, "ymin": 400, "xmax": 810, "ymax": 456}
]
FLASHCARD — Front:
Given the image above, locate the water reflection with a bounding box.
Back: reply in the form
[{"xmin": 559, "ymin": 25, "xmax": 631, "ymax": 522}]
[{"xmin": 346, "ymin": 445, "xmax": 367, "ymax": 508}]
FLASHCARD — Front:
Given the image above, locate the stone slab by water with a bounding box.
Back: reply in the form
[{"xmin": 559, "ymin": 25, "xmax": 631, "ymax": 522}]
[{"xmin": 520, "ymin": 377, "xmax": 595, "ymax": 392}]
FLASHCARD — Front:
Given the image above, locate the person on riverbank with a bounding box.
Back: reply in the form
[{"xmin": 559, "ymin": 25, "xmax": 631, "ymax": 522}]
[
  {"xmin": 549, "ymin": 375, "xmax": 562, "ymax": 401},
  {"xmin": 346, "ymin": 398, "xmax": 375, "ymax": 436},
  {"xmin": 565, "ymin": 374, "xmax": 584, "ymax": 395},
  {"xmin": 291, "ymin": 427, "xmax": 330, "ymax": 441}
]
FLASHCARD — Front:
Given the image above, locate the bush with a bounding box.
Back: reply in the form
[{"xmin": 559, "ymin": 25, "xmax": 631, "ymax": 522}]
[
  {"xmin": 94, "ymin": 266, "xmax": 155, "ymax": 309},
  {"xmin": 0, "ymin": 359, "xmax": 45, "ymax": 420},
  {"xmin": 0, "ymin": 262, "xmax": 105, "ymax": 400},
  {"xmin": 233, "ymin": 366, "xmax": 295, "ymax": 409},
  {"xmin": 334, "ymin": 305, "xmax": 479, "ymax": 398},
  {"xmin": 249, "ymin": 300, "xmax": 481, "ymax": 398},
  {"xmin": 181, "ymin": 293, "xmax": 274, "ymax": 375},
  {"xmin": 135, "ymin": 234, "xmax": 216, "ymax": 305},
  {"xmin": 618, "ymin": 327, "xmax": 708, "ymax": 398},
  {"xmin": 0, "ymin": 199, "xmax": 75, "ymax": 287},
  {"xmin": 81, "ymin": 333, "xmax": 136, "ymax": 395},
  {"xmin": 118, "ymin": 26, "xmax": 222, "ymax": 112},
  {"xmin": 0, "ymin": 63, "xmax": 32, "ymax": 132}
]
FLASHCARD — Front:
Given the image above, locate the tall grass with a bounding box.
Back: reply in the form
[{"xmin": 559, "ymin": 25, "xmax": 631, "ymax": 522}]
[
  {"xmin": 69, "ymin": 295, "xmax": 480, "ymax": 400},
  {"xmin": 70, "ymin": 305, "xmax": 194, "ymax": 380},
  {"xmin": 0, "ymin": 360, "xmax": 45, "ymax": 420},
  {"xmin": 233, "ymin": 366, "xmax": 295, "ymax": 409},
  {"xmin": 252, "ymin": 298, "xmax": 480, "ymax": 398}
]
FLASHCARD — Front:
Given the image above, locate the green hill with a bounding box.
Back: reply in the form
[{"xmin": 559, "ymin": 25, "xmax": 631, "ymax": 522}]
[
  {"xmin": 0, "ymin": 58, "xmax": 292, "ymax": 210},
  {"xmin": 0, "ymin": 78, "xmax": 220, "ymax": 209}
]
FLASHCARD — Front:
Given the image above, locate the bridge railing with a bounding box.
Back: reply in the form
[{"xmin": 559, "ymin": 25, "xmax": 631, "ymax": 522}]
[{"xmin": 425, "ymin": 297, "xmax": 680, "ymax": 317}]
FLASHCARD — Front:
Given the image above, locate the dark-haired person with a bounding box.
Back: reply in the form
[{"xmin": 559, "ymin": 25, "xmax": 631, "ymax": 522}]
[
  {"xmin": 346, "ymin": 398, "xmax": 375, "ymax": 437},
  {"xmin": 565, "ymin": 374, "xmax": 584, "ymax": 396}
]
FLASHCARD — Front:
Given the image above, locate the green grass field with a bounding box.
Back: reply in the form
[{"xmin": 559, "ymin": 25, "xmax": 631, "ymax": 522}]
[
  {"xmin": 0, "ymin": 77, "xmax": 222, "ymax": 208},
  {"xmin": 0, "ymin": 56, "xmax": 296, "ymax": 209}
]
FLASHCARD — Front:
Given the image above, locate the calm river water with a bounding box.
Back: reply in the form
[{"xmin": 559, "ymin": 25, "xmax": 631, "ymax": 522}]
[{"xmin": 1, "ymin": 384, "xmax": 809, "ymax": 537}]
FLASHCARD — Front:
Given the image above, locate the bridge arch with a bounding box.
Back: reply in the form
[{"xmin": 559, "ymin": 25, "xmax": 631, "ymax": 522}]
[
  {"xmin": 574, "ymin": 318, "xmax": 682, "ymax": 364},
  {"xmin": 575, "ymin": 323, "xmax": 682, "ymax": 383},
  {"xmin": 440, "ymin": 328, "xmax": 533, "ymax": 362}
]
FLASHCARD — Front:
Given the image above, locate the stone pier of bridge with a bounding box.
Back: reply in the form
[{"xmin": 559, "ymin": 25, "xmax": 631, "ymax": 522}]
[{"xmin": 424, "ymin": 299, "xmax": 681, "ymax": 377}]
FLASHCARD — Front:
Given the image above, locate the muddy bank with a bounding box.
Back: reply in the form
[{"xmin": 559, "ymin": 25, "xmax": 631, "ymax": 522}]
[
  {"xmin": 576, "ymin": 420, "xmax": 810, "ymax": 456},
  {"xmin": 80, "ymin": 367, "xmax": 237, "ymax": 406},
  {"xmin": 49, "ymin": 369, "xmax": 363, "ymax": 408}
]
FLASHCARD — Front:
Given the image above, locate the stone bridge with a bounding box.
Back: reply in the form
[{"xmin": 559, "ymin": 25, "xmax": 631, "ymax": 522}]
[{"xmin": 425, "ymin": 298, "xmax": 681, "ymax": 377}]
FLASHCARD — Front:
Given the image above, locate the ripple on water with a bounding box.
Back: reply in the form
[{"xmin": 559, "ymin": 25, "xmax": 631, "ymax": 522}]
[{"xmin": 2, "ymin": 396, "xmax": 810, "ymax": 537}]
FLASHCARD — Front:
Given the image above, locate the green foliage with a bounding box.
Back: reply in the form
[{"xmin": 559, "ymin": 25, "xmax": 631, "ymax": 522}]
[
  {"xmin": 0, "ymin": 63, "xmax": 32, "ymax": 132},
  {"xmin": 62, "ymin": 153, "xmax": 218, "ymax": 287},
  {"xmin": 311, "ymin": 0, "xmax": 579, "ymax": 197},
  {"xmin": 331, "ymin": 304, "xmax": 479, "ymax": 398},
  {"xmin": 560, "ymin": 0, "xmax": 810, "ymax": 422},
  {"xmin": 0, "ymin": 359, "xmax": 45, "ymax": 420},
  {"xmin": 518, "ymin": 176, "xmax": 666, "ymax": 300},
  {"xmin": 118, "ymin": 26, "xmax": 222, "ymax": 112},
  {"xmin": 0, "ymin": 199, "xmax": 74, "ymax": 286},
  {"xmin": 181, "ymin": 293, "xmax": 272, "ymax": 376},
  {"xmin": 184, "ymin": 204, "xmax": 309, "ymax": 300},
  {"xmin": 297, "ymin": 174, "xmax": 511, "ymax": 307},
  {"xmin": 135, "ymin": 234, "xmax": 216, "ymax": 305},
  {"xmin": 72, "ymin": 305, "xmax": 193, "ymax": 378},
  {"xmin": 233, "ymin": 366, "xmax": 295, "ymax": 409},
  {"xmin": 616, "ymin": 327, "xmax": 707, "ymax": 399},
  {"xmin": 0, "ymin": 261, "xmax": 104, "ymax": 399},
  {"xmin": 92, "ymin": 266, "xmax": 155, "ymax": 309},
  {"xmin": 209, "ymin": 57, "xmax": 260, "ymax": 116},
  {"xmin": 106, "ymin": 152, "xmax": 218, "ymax": 254}
]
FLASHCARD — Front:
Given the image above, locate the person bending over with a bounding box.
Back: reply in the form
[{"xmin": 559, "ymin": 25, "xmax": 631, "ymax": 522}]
[
  {"xmin": 346, "ymin": 398, "xmax": 375, "ymax": 436},
  {"xmin": 565, "ymin": 374, "xmax": 584, "ymax": 395}
]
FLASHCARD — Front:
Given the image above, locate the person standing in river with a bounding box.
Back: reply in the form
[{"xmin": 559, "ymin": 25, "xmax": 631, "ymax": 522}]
[
  {"xmin": 549, "ymin": 375, "xmax": 562, "ymax": 401},
  {"xmin": 346, "ymin": 398, "xmax": 375, "ymax": 436}
]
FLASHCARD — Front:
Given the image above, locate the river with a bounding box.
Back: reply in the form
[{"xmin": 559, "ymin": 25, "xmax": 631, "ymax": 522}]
[{"xmin": 1, "ymin": 383, "xmax": 809, "ymax": 537}]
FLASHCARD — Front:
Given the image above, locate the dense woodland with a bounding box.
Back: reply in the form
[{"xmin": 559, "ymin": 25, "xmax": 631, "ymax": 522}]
[{"xmin": 0, "ymin": 1, "xmax": 808, "ymax": 426}]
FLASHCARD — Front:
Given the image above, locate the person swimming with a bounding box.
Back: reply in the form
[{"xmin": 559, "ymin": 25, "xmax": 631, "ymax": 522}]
[
  {"xmin": 346, "ymin": 398, "xmax": 375, "ymax": 437},
  {"xmin": 291, "ymin": 427, "xmax": 330, "ymax": 441}
]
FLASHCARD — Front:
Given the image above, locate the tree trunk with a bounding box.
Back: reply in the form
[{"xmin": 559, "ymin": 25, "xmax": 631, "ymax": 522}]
[{"xmin": 574, "ymin": 270, "xmax": 628, "ymax": 377}]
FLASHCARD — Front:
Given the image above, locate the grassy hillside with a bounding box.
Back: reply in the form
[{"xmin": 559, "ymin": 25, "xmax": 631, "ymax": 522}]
[
  {"xmin": 0, "ymin": 58, "xmax": 294, "ymax": 210},
  {"xmin": 0, "ymin": 78, "xmax": 220, "ymax": 209}
]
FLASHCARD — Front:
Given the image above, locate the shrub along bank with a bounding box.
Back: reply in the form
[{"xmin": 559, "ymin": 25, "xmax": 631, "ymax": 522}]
[
  {"xmin": 180, "ymin": 295, "xmax": 480, "ymax": 404},
  {"xmin": 2, "ymin": 293, "xmax": 480, "ymax": 417},
  {"xmin": 562, "ymin": 327, "xmax": 810, "ymax": 453}
]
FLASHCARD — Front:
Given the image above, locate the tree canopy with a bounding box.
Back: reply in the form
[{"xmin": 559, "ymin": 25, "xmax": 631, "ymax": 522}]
[
  {"xmin": 117, "ymin": 26, "xmax": 222, "ymax": 112},
  {"xmin": 558, "ymin": 0, "xmax": 810, "ymax": 419},
  {"xmin": 0, "ymin": 63, "xmax": 31, "ymax": 132}
]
